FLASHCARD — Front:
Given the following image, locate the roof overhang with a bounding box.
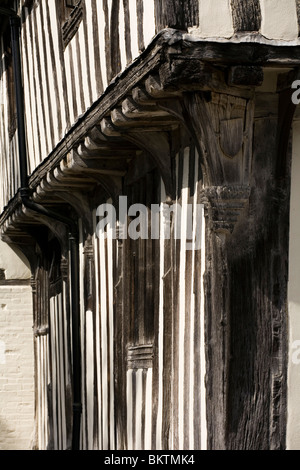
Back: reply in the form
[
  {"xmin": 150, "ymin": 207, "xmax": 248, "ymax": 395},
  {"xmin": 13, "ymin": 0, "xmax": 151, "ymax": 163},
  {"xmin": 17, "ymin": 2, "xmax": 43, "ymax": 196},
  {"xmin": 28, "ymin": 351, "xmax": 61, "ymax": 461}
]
[{"xmin": 1, "ymin": 28, "xmax": 300, "ymax": 243}]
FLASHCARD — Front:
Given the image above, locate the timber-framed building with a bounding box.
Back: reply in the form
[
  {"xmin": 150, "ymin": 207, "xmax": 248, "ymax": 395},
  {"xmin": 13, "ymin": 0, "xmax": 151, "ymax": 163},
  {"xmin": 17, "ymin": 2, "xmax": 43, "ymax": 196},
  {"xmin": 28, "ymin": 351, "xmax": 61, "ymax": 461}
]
[{"xmin": 1, "ymin": 0, "xmax": 300, "ymax": 450}]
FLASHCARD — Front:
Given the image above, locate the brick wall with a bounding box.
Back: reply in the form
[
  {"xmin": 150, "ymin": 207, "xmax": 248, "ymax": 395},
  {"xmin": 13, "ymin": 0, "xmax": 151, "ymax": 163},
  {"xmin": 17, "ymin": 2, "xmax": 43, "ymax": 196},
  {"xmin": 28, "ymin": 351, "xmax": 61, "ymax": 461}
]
[{"xmin": 0, "ymin": 284, "xmax": 34, "ymax": 450}]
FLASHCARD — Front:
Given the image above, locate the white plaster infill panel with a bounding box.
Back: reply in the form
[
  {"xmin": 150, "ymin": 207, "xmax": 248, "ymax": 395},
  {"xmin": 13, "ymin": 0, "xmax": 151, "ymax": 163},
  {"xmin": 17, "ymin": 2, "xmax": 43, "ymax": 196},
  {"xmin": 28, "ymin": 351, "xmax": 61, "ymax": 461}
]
[
  {"xmin": 198, "ymin": 0, "xmax": 234, "ymax": 39},
  {"xmin": 260, "ymin": 0, "xmax": 298, "ymax": 41},
  {"xmin": 0, "ymin": 240, "xmax": 30, "ymax": 280}
]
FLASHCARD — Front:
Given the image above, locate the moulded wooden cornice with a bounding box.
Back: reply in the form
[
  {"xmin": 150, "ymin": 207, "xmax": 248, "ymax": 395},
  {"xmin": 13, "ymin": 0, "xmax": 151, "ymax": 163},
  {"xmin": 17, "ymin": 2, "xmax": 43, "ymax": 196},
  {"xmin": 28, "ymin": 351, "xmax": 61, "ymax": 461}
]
[{"xmin": 26, "ymin": 29, "xmax": 300, "ymax": 191}]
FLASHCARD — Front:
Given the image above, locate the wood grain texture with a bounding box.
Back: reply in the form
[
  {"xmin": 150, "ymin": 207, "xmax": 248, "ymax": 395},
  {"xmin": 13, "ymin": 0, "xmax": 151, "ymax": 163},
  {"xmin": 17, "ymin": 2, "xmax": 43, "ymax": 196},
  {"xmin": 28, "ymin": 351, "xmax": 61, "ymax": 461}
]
[
  {"xmin": 225, "ymin": 116, "xmax": 290, "ymax": 450},
  {"xmin": 154, "ymin": 0, "xmax": 199, "ymax": 31},
  {"xmin": 230, "ymin": 0, "xmax": 261, "ymax": 32},
  {"xmin": 296, "ymin": 0, "xmax": 300, "ymax": 36}
]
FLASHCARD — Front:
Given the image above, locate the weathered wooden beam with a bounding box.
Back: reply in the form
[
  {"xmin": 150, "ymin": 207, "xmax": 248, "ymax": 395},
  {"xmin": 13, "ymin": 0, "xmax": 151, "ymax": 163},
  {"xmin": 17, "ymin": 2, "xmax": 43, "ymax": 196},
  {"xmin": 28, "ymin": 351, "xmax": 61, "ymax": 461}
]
[
  {"xmin": 230, "ymin": 0, "xmax": 261, "ymax": 32},
  {"xmin": 121, "ymin": 97, "xmax": 169, "ymax": 119},
  {"xmin": 110, "ymin": 0, "xmax": 121, "ymax": 79},
  {"xmin": 145, "ymin": 74, "xmax": 182, "ymax": 99},
  {"xmin": 296, "ymin": 0, "xmax": 300, "ymax": 37},
  {"xmin": 110, "ymin": 107, "xmax": 178, "ymax": 129},
  {"xmin": 78, "ymin": 139, "xmax": 134, "ymax": 158},
  {"xmin": 228, "ymin": 66, "xmax": 264, "ymax": 87},
  {"xmin": 154, "ymin": 0, "xmax": 199, "ymax": 31},
  {"xmin": 62, "ymin": 150, "xmax": 127, "ymax": 177},
  {"xmin": 131, "ymin": 86, "xmax": 155, "ymax": 106},
  {"xmin": 159, "ymin": 58, "xmax": 213, "ymax": 90},
  {"xmin": 173, "ymin": 40, "xmax": 300, "ymax": 66}
]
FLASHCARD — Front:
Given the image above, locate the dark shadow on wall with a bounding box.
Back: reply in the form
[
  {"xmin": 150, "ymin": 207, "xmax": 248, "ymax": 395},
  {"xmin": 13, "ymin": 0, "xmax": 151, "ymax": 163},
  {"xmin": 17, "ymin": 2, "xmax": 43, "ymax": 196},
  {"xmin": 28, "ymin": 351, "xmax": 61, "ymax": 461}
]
[{"xmin": 0, "ymin": 417, "xmax": 14, "ymax": 450}]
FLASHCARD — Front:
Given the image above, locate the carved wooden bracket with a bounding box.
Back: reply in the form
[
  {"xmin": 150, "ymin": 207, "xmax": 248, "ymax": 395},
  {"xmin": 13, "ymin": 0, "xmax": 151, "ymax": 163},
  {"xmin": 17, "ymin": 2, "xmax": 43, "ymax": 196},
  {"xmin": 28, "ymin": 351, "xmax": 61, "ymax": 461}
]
[
  {"xmin": 183, "ymin": 92, "xmax": 254, "ymax": 186},
  {"xmin": 60, "ymin": 257, "xmax": 69, "ymax": 282},
  {"xmin": 99, "ymin": 98, "xmax": 177, "ymax": 200},
  {"xmin": 155, "ymin": 88, "xmax": 254, "ymax": 233},
  {"xmin": 177, "ymin": 90, "xmax": 254, "ymax": 234},
  {"xmin": 127, "ymin": 344, "xmax": 154, "ymax": 370}
]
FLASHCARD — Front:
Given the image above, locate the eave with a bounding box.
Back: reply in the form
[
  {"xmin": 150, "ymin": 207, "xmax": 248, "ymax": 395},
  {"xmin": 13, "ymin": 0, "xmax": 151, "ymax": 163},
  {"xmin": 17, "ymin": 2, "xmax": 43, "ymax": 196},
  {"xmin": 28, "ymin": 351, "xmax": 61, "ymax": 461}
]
[{"xmin": 1, "ymin": 28, "xmax": 300, "ymax": 244}]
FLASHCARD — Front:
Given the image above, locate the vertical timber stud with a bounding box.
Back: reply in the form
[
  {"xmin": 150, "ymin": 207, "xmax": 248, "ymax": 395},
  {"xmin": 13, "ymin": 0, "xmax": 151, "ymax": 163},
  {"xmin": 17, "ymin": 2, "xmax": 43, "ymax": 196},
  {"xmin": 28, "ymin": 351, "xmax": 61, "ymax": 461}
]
[
  {"xmin": 9, "ymin": 12, "xmax": 82, "ymax": 450},
  {"xmin": 296, "ymin": 0, "xmax": 300, "ymax": 36},
  {"xmin": 154, "ymin": 0, "xmax": 199, "ymax": 31},
  {"xmin": 110, "ymin": 0, "xmax": 121, "ymax": 79},
  {"xmin": 182, "ymin": 71, "xmax": 262, "ymax": 448},
  {"xmin": 230, "ymin": 0, "xmax": 262, "ymax": 32}
]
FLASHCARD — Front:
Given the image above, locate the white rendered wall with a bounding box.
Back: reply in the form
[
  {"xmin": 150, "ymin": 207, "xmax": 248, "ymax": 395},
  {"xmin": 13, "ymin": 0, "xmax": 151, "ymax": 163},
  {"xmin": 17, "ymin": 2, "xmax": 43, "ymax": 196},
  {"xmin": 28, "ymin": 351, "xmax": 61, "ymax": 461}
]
[
  {"xmin": 260, "ymin": 0, "xmax": 298, "ymax": 41},
  {"xmin": 0, "ymin": 240, "xmax": 31, "ymax": 280},
  {"xmin": 195, "ymin": 0, "xmax": 300, "ymax": 42},
  {"xmin": 198, "ymin": 0, "xmax": 234, "ymax": 38}
]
